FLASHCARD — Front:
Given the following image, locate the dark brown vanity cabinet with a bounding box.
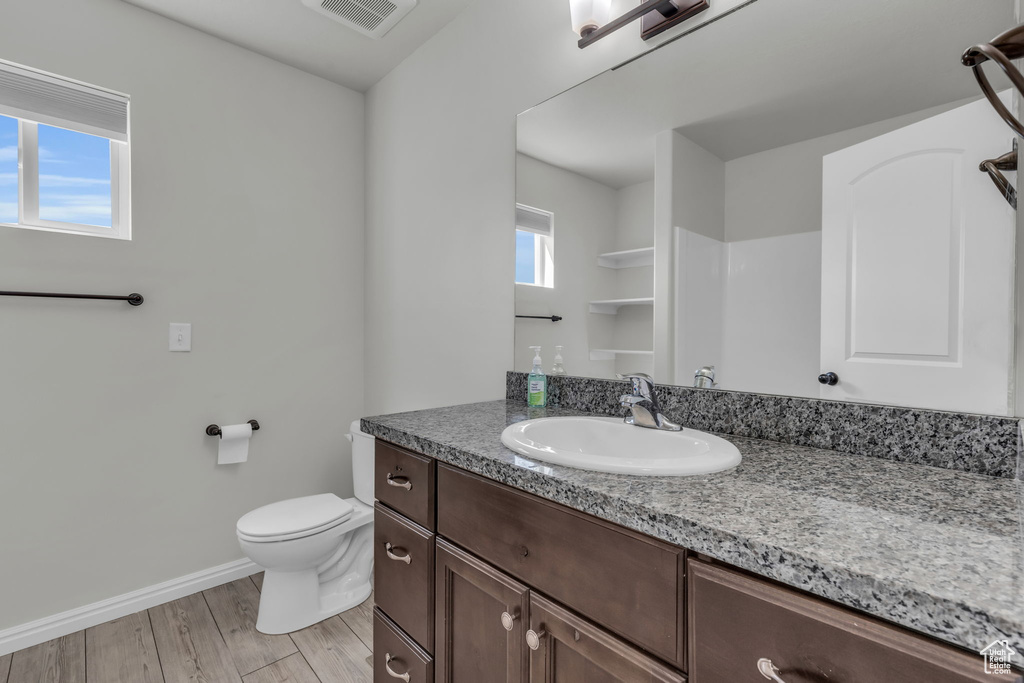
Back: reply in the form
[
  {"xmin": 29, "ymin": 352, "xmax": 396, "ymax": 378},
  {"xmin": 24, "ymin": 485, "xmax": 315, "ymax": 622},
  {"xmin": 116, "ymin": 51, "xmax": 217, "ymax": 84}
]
[
  {"xmin": 527, "ymin": 593, "xmax": 686, "ymax": 683},
  {"xmin": 374, "ymin": 502, "xmax": 435, "ymax": 652},
  {"xmin": 433, "ymin": 537, "xmax": 679, "ymax": 683},
  {"xmin": 687, "ymin": 560, "xmax": 1019, "ymax": 683},
  {"xmin": 375, "ymin": 608, "xmax": 434, "ymax": 683},
  {"xmin": 373, "ymin": 440, "xmax": 1020, "ymax": 683},
  {"xmin": 434, "ymin": 538, "xmax": 530, "ymax": 682},
  {"xmin": 373, "ymin": 442, "xmax": 438, "ymax": 682},
  {"xmin": 375, "ymin": 440, "xmax": 436, "ymax": 529},
  {"xmin": 436, "ymin": 463, "xmax": 686, "ymax": 670}
]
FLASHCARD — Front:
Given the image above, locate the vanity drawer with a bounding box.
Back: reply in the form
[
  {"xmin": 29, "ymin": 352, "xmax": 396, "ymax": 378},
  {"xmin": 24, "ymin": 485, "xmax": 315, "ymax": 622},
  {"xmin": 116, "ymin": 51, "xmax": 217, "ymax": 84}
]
[
  {"xmin": 437, "ymin": 464, "xmax": 685, "ymax": 669},
  {"xmin": 376, "ymin": 441, "xmax": 436, "ymax": 530},
  {"xmin": 375, "ymin": 502, "xmax": 435, "ymax": 653},
  {"xmin": 688, "ymin": 559, "xmax": 1019, "ymax": 683},
  {"xmin": 374, "ymin": 607, "xmax": 434, "ymax": 683}
]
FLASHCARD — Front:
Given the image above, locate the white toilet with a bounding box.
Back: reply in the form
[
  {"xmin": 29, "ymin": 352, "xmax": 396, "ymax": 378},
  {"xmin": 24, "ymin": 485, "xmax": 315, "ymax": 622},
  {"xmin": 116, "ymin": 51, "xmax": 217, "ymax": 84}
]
[{"xmin": 237, "ymin": 420, "xmax": 375, "ymax": 635}]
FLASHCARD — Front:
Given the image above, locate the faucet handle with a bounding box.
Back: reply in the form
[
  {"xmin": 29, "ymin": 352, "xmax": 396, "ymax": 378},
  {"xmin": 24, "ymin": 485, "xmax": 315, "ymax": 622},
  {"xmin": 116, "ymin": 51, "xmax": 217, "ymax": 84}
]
[
  {"xmin": 616, "ymin": 373, "xmax": 656, "ymax": 398},
  {"xmin": 616, "ymin": 372, "xmax": 653, "ymax": 382}
]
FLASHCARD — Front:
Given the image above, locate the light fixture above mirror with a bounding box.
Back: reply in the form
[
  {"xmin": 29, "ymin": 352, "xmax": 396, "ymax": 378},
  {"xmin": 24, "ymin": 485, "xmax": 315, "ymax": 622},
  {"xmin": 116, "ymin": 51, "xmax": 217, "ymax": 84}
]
[
  {"xmin": 571, "ymin": 0, "xmax": 709, "ymax": 48},
  {"xmin": 568, "ymin": 0, "xmax": 612, "ymax": 38}
]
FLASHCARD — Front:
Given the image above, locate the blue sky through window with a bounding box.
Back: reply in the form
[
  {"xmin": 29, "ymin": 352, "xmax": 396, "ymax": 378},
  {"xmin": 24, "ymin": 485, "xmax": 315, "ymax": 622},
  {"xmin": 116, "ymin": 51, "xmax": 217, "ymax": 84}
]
[
  {"xmin": 0, "ymin": 116, "xmax": 113, "ymax": 228},
  {"xmin": 515, "ymin": 230, "xmax": 536, "ymax": 284},
  {"xmin": 0, "ymin": 115, "xmax": 16, "ymax": 224},
  {"xmin": 38, "ymin": 124, "xmax": 112, "ymax": 227}
]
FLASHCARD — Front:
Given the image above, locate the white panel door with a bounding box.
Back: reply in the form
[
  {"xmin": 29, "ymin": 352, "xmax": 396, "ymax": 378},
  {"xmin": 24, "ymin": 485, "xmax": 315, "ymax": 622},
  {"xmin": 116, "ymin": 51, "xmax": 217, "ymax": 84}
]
[{"xmin": 821, "ymin": 95, "xmax": 1015, "ymax": 414}]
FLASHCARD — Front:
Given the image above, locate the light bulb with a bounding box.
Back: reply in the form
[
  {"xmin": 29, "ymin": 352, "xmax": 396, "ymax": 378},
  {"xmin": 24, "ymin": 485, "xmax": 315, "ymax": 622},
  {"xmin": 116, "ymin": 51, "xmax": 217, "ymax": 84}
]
[{"xmin": 569, "ymin": 0, "xmax": 612, "ymax": 37}]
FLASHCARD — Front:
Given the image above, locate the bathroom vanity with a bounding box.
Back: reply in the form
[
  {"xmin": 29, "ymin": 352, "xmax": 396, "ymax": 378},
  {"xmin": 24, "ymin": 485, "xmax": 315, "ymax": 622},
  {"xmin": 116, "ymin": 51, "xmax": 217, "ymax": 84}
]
[{"xmin": 362, "ymin": 397, "xmax": 1024, "ymax": 683}]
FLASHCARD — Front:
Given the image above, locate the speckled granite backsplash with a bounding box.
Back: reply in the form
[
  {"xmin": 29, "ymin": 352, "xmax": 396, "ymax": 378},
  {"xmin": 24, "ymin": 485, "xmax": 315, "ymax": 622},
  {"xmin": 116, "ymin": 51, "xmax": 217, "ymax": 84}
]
[{"xmin": 508, "ymin": 372, "xmax": 1020, "ymax": 479}]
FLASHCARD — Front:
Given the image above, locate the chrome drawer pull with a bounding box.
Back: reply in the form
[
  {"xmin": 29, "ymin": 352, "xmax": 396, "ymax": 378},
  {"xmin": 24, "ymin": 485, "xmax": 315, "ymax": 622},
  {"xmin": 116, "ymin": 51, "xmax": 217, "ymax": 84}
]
[
  {"xmin": 385, "ymin": 542, "xmax": 411, "ymax": 564},
  {"xmin": 757, "ymin": 658, "xmax": 787, "ymax": 683},
  {"xmin": 501, "ymin": 611, "xmax": 518, "ymax": 631},
  {"xmin": 384, "ymin": 653, "xmax": 411, "ymax": 681},
  {"xmin": 526, "ymin": 629, "xmax": 546, "ymax": 651},
  {"xmin": 387, "ymin": 473, "xmax": 412, "ymax": 490}
]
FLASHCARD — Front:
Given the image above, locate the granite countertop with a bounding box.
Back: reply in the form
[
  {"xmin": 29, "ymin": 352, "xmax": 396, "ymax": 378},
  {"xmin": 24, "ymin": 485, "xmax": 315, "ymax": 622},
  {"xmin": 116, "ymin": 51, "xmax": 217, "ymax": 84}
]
[{"xmin": 361, "ymin": 399, "xmax": 1024, "ymax": 655}]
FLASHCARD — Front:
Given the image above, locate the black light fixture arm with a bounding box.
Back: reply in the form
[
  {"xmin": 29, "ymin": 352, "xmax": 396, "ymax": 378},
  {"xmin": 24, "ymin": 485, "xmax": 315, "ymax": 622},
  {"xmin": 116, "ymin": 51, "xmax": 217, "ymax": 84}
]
[{"xmin": 578, "ymin": 0, "xmax": 709, "ymax": 48}]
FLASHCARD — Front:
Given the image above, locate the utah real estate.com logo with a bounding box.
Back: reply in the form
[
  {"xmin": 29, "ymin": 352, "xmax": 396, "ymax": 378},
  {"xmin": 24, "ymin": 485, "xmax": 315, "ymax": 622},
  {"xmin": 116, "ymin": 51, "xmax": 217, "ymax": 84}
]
[{"xmin": 980, "ymin": 640, "xmax": 1018, "ymax": 676}]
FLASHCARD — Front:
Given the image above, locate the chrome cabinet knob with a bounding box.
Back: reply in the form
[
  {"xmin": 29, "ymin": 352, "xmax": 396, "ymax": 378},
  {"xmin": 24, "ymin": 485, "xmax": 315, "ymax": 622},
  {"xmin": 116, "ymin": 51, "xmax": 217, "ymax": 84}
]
[
  {"xmin": 757, "ymin": 658, "xmax": 787, "ymax": 682},
  {"xmin": 384, "ymin": 653, "xmax": 411, "ymax": 681},
  {"xmin": 501, "ymin": 611, "xmax": 517, "ymax": 631},
  {"xmin": 387, "ymin": 473, "xmax": 412, "ymax": 490},
  {"xmin": 526, "ymin": 629, "xmax": 546, "ymax": 650},
  {"xmin": 385, "ymin": 542, "xmax": 411, "ymax": 565}
]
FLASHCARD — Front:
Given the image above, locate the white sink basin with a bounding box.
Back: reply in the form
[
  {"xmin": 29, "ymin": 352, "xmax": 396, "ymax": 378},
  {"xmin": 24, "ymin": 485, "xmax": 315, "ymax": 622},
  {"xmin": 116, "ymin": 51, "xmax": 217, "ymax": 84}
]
[{"xmin": 501, "ymin": 416, "xmax": 741, "ymax": 476}]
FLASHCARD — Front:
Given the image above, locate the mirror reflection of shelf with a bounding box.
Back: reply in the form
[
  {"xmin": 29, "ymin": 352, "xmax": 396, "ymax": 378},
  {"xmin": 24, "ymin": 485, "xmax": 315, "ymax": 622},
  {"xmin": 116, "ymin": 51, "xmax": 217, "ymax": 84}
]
[
  {"xmin": 589, "ymin": 297, "xmax": 655, "ymax": 314},
  {"xmin": 589, "ymin": 349, "xmax": 655, "ymax": 361},
  {"xmin": 597, "ymin": 247, "xmax": 654, "ymax": 269}
]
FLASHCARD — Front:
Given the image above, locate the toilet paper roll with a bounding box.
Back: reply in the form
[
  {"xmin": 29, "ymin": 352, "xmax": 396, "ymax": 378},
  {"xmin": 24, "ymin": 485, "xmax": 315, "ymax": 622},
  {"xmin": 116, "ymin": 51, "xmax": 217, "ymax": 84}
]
[{"xmin": 217, "ymin": 423, "xmax": 253, "ymax": 465}]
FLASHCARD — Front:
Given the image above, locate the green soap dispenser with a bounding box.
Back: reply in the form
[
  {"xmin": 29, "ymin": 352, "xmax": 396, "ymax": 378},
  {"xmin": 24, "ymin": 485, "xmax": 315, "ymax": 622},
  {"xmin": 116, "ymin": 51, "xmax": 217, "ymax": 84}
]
[{"xmin": 528, "ymin": 346, "xmax": 548, "ymax": 407}]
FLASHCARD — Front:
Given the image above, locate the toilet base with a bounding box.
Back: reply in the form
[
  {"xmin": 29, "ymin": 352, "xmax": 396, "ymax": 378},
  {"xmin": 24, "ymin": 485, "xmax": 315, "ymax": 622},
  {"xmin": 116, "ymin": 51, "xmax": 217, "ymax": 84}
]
[
  {"xmin": 256, "ymin": 572, "xmax": 372, "ymax": 634},
  {"xmin": 252, "ymin": 513, "xmax": 374, "ymax": 635}
]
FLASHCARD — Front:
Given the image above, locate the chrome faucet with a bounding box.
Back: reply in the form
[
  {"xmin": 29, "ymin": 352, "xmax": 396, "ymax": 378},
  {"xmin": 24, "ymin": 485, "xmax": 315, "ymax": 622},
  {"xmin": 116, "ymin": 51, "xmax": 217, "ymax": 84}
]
[{"xmin": 617, "ymin": 373, "xmax": 682, "ymax": 431}]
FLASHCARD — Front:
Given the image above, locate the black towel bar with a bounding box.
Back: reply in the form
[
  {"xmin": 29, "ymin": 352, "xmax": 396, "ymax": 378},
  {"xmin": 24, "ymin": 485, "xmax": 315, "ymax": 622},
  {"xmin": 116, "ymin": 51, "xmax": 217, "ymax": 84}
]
[
  {"xmin": 516, "ymin": 314, "xmax": 563, "ymax": 322},
  {"xmin": 0, "ymin": 290, "xmax": 144, "ymax": 306}
]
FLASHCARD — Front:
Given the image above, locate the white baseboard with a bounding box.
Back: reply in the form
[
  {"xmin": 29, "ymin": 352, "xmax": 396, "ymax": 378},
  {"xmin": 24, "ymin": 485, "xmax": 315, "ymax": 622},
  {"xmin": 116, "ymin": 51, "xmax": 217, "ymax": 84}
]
[{"xmin": 0, "ymin": 558, "xmax": 260, "ymax": 657}]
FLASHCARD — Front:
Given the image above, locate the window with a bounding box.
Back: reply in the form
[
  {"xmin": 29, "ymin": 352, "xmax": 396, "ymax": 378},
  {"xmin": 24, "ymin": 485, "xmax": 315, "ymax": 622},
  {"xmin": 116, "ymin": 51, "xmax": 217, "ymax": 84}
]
[
  {"xmin": 0, "ymin": 60, "xmax": 130, "ymax": 239},
  {"xmin": 515, "ymin": 203, "xmax": 554, "ymax": 287}
]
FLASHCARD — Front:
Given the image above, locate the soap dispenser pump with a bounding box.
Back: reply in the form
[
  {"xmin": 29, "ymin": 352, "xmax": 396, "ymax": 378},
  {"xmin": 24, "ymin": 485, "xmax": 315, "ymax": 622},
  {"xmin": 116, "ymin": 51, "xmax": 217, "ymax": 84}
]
[{"xmin": 528, "ymin": 346, "xmax": 548, "ymax": 407}]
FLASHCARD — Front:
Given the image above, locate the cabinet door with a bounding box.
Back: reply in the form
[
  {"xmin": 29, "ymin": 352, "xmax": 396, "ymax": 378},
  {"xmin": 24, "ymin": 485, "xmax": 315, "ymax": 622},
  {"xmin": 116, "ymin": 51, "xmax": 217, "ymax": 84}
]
[
  {"xmin": 435, "ymin": 538, "xmax": 530, "ymax": 683},
  {"xmin": 527, "ymin": 593, "xmax": 685, "ymax": 683}
]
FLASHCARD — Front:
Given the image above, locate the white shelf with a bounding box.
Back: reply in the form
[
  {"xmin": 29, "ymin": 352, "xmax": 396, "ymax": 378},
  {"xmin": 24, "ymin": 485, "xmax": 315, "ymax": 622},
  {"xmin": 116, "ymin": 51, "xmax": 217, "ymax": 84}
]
[
  {"xmin": 588, "ymin": 297, "xmax": 655, "ymax": 314},
  {"xmin": 589, "ymin": 349, "xmax": 654, "ymax": 361},
  {"xmin": 597, "ymin": 247, "xmax": 654, "ymax": 269}
]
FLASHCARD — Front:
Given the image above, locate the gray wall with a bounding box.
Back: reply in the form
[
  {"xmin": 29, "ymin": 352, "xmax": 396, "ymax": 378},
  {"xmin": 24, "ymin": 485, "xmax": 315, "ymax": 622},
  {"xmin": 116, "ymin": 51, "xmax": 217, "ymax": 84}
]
[
  {"xmin": 722, "ymin": 99, "xmax": 973, "ymax": 242},
  {"xmin": 0, "ymin": 0, "xmax": 365, "ymax": 629}
]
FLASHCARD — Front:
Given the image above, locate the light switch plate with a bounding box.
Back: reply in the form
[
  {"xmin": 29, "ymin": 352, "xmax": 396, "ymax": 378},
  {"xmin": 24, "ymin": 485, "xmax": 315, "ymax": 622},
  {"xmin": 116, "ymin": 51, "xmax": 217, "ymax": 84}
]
[{"xmin": 169, "ymin": 323, "xmax": 192, "ymax": 352}]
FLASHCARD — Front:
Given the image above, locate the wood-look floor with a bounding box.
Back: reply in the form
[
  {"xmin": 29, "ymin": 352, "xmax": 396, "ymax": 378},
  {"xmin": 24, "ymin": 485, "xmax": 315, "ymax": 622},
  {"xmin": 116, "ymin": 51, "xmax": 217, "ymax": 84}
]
[{"xmin": 2, "ymin": 574, "xmax": 374, "ymax": 683}]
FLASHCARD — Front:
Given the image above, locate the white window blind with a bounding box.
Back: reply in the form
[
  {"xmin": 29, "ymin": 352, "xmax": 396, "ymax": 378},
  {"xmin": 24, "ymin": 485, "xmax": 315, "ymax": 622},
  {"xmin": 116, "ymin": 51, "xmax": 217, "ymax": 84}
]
[
  {"xmin": 0, "ymin": 60, "xmax": 128, "ymax": 142},
  {"xmin": 516, "ymin": 204, "xmax": 553, "ymax": 236}
]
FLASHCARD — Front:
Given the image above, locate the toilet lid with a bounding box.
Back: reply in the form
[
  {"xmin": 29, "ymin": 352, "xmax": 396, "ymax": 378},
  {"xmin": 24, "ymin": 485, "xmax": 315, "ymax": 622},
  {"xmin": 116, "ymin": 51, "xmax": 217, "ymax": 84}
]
[{"xmin": 237, "ymin": 493, "xmax": 353, "ymax": 539}]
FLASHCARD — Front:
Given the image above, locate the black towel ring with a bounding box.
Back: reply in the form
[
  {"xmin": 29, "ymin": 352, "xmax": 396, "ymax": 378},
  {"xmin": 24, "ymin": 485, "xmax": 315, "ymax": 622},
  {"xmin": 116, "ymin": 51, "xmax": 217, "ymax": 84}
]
[{"xmin": 962, "ymin": 24, "xmax": 1024, "ymax": 138}]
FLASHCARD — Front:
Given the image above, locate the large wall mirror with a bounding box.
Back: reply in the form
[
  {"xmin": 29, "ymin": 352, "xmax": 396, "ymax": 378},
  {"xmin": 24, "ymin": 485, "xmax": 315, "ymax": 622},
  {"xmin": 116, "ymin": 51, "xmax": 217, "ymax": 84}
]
[{"xmin": 514, "ymin": 0, "xmax": 1022, "ymax": 415}]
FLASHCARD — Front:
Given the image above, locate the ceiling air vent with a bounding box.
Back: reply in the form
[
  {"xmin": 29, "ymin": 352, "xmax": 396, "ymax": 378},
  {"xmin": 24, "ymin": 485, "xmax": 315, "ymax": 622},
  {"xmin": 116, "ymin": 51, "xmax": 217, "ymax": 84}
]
[{"xmin": 301, "ymin": 0, "xmax": 417, "ymax": 39}]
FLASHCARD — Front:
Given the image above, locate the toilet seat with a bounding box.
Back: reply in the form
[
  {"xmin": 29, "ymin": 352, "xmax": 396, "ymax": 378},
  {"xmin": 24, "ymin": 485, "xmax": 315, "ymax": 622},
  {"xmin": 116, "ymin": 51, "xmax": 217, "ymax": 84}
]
[{"xmin": 237, "ymin": 493, "xmax": 353, "ymax": 543}]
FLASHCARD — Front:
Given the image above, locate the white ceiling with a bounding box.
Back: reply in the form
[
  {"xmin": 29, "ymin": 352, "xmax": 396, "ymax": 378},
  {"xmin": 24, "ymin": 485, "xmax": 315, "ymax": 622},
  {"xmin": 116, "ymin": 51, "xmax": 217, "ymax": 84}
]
[
  {"xmin": 517, "ymin": 0, "xmax": 1016, "ymax": 189},
  {"xmin": 120, "ymin": 0, "xmax": 473, "ymax": 92}
]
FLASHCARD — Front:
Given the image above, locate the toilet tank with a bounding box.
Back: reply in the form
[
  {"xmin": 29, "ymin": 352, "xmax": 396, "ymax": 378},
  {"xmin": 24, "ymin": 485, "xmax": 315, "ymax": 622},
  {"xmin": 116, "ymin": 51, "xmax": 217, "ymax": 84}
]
[{"xmin": 349, "ymin": 420, "xmax": 375, "ymax": 506}]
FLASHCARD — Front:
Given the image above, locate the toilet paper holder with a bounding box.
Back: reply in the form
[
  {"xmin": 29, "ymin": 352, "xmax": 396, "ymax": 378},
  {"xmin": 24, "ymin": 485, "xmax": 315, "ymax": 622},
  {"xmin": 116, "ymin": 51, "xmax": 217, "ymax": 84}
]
[{"xmin": 206, "ymin": 420, "xmax": 260, "ymax": 438}]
